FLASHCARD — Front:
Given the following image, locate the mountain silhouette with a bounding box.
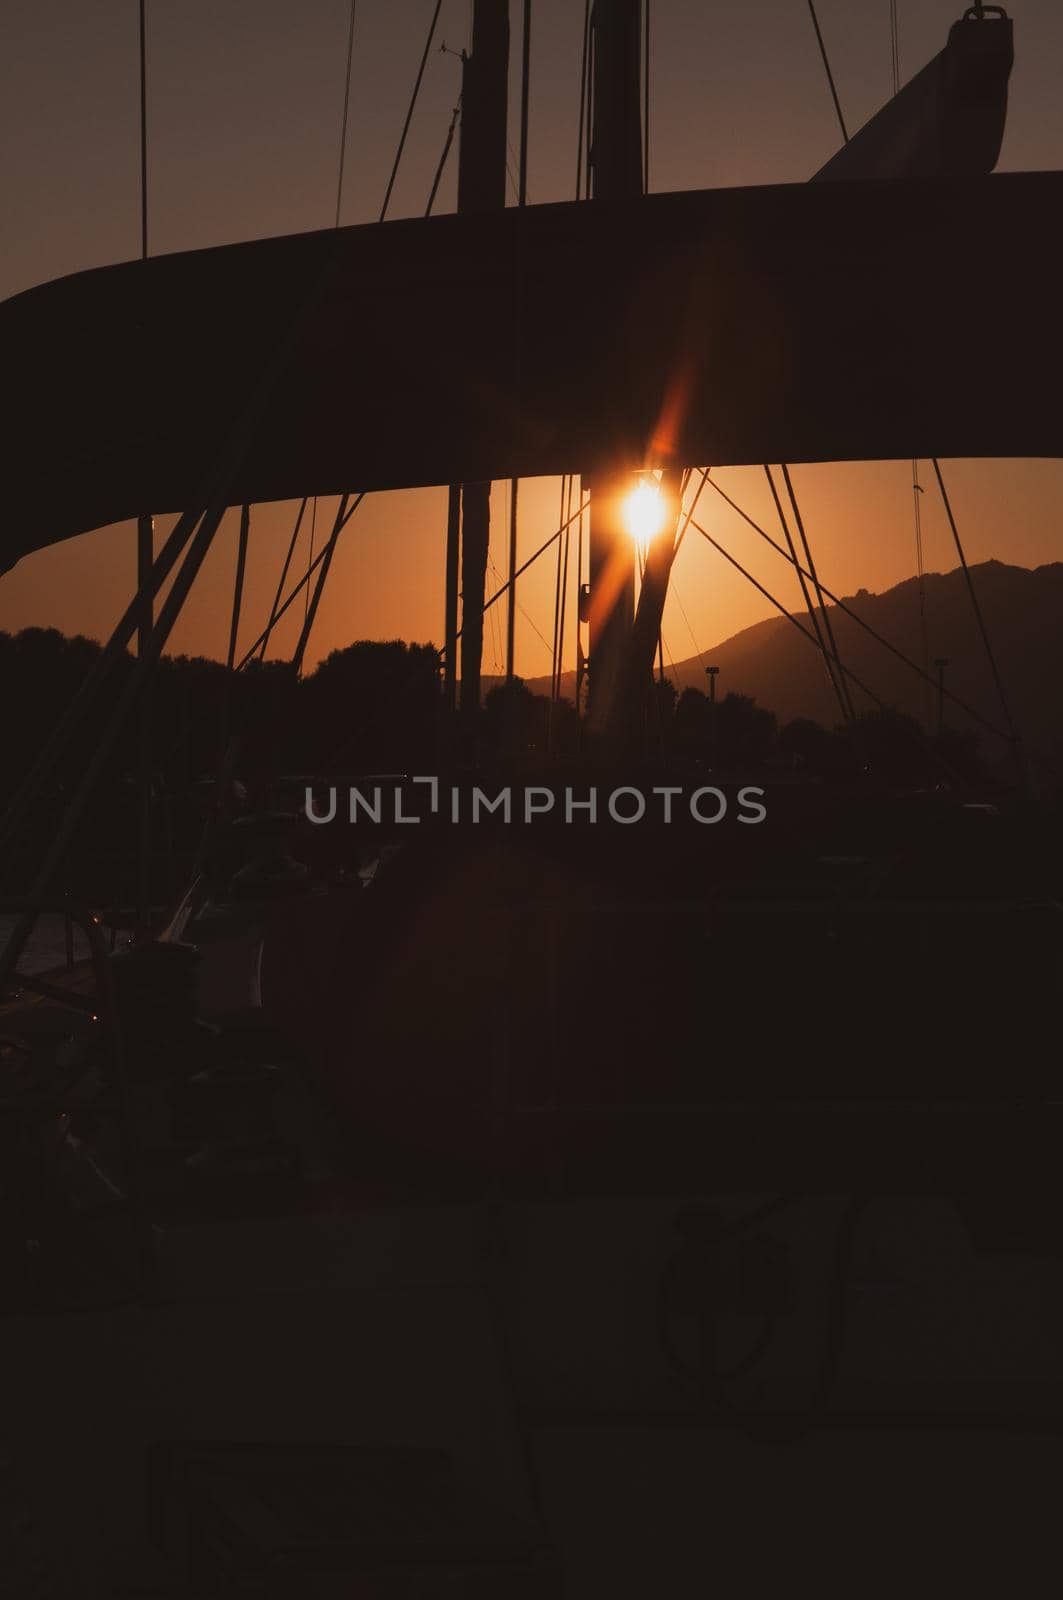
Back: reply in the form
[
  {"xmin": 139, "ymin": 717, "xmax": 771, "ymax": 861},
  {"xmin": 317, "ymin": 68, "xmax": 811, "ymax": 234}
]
[{"xmin": 519, "ymin": 561, "xmax": 1063, "ymax": 755}]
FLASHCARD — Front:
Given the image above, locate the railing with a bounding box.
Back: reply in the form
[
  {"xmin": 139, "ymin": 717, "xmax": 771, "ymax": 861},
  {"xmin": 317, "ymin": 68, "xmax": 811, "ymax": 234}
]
[{"xmin": 0, "ymin": 898, "xmax": 154, "ymax": 1307}]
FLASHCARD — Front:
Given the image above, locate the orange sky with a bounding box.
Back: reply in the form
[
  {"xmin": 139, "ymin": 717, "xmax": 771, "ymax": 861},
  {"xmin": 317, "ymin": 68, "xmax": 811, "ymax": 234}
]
[{"xmin": 2, "ymin": 0, "xmax": 1061, "ymax": 679}]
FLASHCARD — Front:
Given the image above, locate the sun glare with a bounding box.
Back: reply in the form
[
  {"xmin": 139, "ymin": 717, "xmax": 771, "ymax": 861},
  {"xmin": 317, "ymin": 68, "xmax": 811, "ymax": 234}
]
[{"xmin": 623, "ymin": 478, "xmax": 666, "ymax": 553}]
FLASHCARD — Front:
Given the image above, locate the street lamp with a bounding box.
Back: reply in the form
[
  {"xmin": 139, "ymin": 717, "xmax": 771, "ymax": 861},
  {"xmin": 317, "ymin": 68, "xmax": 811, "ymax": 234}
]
[{"xmin": 705, "ymin": 665, "xmax": 719, "ymax": 765}]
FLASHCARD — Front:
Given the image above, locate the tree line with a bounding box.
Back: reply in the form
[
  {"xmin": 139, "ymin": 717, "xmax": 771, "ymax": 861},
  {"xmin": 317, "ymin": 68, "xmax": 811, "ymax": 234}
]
[{"xmin": 0, "ymin": 626, "xmax": 988, "ymax": 899}]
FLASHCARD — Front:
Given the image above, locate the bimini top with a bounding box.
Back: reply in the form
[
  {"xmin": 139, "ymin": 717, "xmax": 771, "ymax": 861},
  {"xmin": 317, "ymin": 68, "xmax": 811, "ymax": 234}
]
[{"xmin": 2, "ymin": 10, "xmax": 1049, "ymax": 572}]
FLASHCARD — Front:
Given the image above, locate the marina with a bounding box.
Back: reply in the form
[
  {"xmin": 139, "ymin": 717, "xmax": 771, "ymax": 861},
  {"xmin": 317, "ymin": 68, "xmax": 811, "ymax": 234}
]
[{"xmin": 2, "ymin": 3, "xmax": 1063, "ymax": 1594}]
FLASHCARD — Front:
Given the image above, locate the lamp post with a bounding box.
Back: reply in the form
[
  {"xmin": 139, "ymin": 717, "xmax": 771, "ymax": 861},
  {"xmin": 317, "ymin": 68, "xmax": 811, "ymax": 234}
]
[
  {"xmin": 705, "ymin": 665, "xmax": 719, "ymax": 765},
  {"xmin": 933, "ymin": 656, "xmax": 949, "ymax": 738}
]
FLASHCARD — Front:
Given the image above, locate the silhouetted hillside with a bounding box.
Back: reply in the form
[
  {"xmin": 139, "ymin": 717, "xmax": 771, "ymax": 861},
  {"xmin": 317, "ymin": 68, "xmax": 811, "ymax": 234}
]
[{"xmin": 526, "ymin": 561, "xmax": 1063, "ymax": 755}]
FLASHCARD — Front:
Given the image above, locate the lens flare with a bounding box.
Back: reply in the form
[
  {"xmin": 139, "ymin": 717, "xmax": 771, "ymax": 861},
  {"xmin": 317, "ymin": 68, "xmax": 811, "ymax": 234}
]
[{"xmin": 622, "ymin": 479, "xmax": 665, "ymax": 553}]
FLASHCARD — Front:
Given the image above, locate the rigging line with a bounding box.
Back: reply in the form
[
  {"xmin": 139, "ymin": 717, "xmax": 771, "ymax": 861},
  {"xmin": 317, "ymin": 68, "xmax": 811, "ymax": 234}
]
[
  {"xmin": 912, "ymin": 461, "xmax": 932, "ymax": 731},
  {"xmin": 575, "ymin": 482, "xmax": 586, "ymax": 712},
  {"xmin": 219, "ymin": 503, "xmax": 251, "ymax": 766},
  {"xmin": 4, "ymin": 264, "xmax": 340, "ymax": 881},
  {"xmin": 379, "ymin": 0, "xmax": 444, "ymax": 223},
  {"xmin": 663, "ymin": 470, "xmax": 713, "ymax": 669},
  {"xmin": 334, "ymin": 0, "xmax": 358, "ymax": 226},
  {"xmin": 3, "ymin": 264, "xmax": 339, "ymax": 854},
  {"xmin": 3, "ymin": 504, "xmax": 231, "ymax": 944},
  {"xmin": 492, "ymin": 557, "xmax": 506, "ymax": 676},
  {"xmin": 507, "ymin": 477, "xmax": 519, "ymax": 681},
  {"xmin": 557, "ymin": 492, "xmax": 573, "ymax": 700},
  {"xmin": 481, "ymin": 518, "xmax": 504, "ymax": 678},
  {"xmin": 292, "ymin": 495, "xmax": 352, "ymax": 676},
  {"xmin": 444, "ymin": 494, "xmax": 590, "ymax": 656},
  {"xmin": 692, "ymin": 519, "xmax": 967, "ymax": 783},
  {"xmin": 576, "ymin": 0, "xmax": 591, "ymax": 200},
  {"xmin": 490, "ymin": 557, "xmax": 554, "ymax": 658},
  {"xmin": 764, "ymin": 465, "xmax": 851, "ymax": 726},
  {"xmin": 258, "ymin": 497, "xmax": 308, "ymax": 662},
  {"xmin": 775, "ymin": 464, "xmax": 851, "ymax": 723},
  {"xmin": 494, "ymin": 561, "xmax": 507, "ymax": 676},
  {"xmin": 643, "ymin": 0, "xmax": 650, "ymax": 192},
  {"xmin": 486, "ymin": 494, "xmax": 587, "ymax": 616},
  {"xmin": 425, "ymin": 95, "xmax": 461, "ymax": 215},
  {"xmin": 138, "ymin": 0, "xmax": 148, "ymax": 258},
  {"xmin": 660, "ymin": 630, "xmax": 680, "ymax": 687},
  {"xmin": 510, "ymin": 0, "xmax": 529, "ymax": 710},
  {"xmin": 781, "ymin": 463, "xmax": 857, "ymax": 722},
  {"xmin": 226, "ymin": 505, "xmax": 250, "ymax": 674},
  {"xmin": 236, "ymin": 494, "xmax": 365, "ymax": 670},
  {"xmin": 493, "ymin": 569, "xmax": 505, "ymax": 675},
  {"xmin": 892, "ymin": 18, "xmax": 930, "ymax": 721},
  {"xmin": 551, "ymin": 476, "xmax": 568, "ymax": 699},
  {"xmin": 671, "ymin": 465, "xmax": 711, "ymax": 559},
  {"xmin": 799, "ymin": 7, "xmax": 862, "ymax": 725},
  {"xmin": 584, "ymin": 0, "xmax": 595, "ymax": 198},
  {"xmin": 556, "ymin": 475, "xmax": 574, "ymax": 701},
  {"xmin": 806, "ymin": 0, "xmax": 849, "ymax": 143},
  {"xmin": 304, "ymin": 496, "xmax": 318, "ymax": 625},
  {"xmin": 669, "ymin": 578, "xmax": 706, "ymax": 675},
  {"xmin": 804, "ymin": 0, "xmax": 1018, "ymax": 761},
  {"xmin": 931, "ymin": 458, "xmax": 1023, "ymax": 753},
  {"xmin": 487, "ymin": 559, "xmax": 504, "ymax": 676},
  {"xmin": 705, "ymin": 472, "xmax": 1008, "ymax": 741},
  {"xmin": 135, "ymin": 0, "xmax": 151, "ymax": 945},
  {"xmin": 566, "ymin": 5, "xmax": 591, "ymax": 709},
  {"xmin": 519, "ymin": 1, "xmax": 532, "ymax": 206},
  {"xmin": 3, "ymin": 280, "xmax": 336, "ymax": 854}
]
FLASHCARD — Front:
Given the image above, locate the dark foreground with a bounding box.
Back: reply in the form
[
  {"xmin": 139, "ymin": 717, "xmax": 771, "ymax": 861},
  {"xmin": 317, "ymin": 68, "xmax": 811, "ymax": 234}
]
[{"xmin": 2, "ymin": 776, "xmax": 1062, "ymax": 1595}]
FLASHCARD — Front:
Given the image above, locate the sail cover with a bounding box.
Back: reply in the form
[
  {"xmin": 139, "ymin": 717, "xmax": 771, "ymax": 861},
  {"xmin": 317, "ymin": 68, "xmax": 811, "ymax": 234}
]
[
  {"xmin": 814, "ymin": 10, "xmax": 1013, "ymax": 182},
  {"xmin": 1, "ymin": 163, "xmax": 1059, "ymax": 571}
]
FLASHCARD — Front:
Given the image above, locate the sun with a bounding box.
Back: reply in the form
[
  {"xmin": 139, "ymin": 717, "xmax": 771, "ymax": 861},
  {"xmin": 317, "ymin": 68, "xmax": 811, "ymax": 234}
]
[{"xmin": 622, "ymin": 477, "xmax": 666, "ymax": 554}]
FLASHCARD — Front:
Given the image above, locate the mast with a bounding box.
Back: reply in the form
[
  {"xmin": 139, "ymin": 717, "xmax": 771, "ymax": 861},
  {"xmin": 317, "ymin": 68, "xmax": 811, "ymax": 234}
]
[
  {"xmin": 456, "ymin": 0, "xmax": 510, "ymax": 724},
  {"xmin": 507, "ymin": 0, "xmax": 532, "ymax": 689},
  {"xmin": 607, "ymin": 3, "xmax": 1017, "ymax": 745},
  {"xmin": 136, "ymin": 0, "xmax": 152, "ymax": 938},
  {"xmin": 617, "ymin": 465, "xmax": 683, "ymax": 741},
  {"xmin": 585, "ymin": 0, "xmax": 644, "ymax": 734},
  {"xmin": 443, "ymin": 483, "xmax": 461, "ymax": 714}
]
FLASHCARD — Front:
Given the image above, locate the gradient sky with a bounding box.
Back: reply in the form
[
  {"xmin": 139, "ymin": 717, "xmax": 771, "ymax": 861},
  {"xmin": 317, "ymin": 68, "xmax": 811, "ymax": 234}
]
[{"xmin": 2, "ymin": 0, "xmax": 1061, "ymax": 680}]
